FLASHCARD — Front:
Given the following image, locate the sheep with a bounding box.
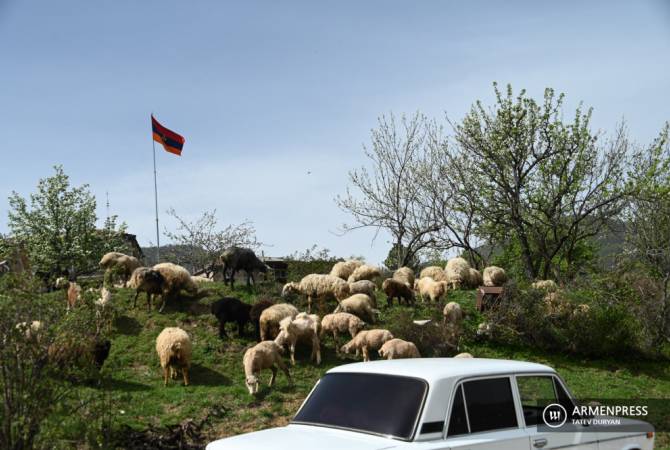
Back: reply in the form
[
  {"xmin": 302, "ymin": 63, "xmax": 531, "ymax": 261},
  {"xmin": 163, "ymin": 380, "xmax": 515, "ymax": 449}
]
[
  {"xmin": 281, "ymin": 274, "xmax": 350, "ymax": 313},
  {"xmin": 416, "ymin": 277, "xmax": 449, "ymax": 303},
  {"xmin": 443, "ymin": 301, "xmax": 464, "ymax": 326},
  {"xmin": 48, "ymin": 337, "xmax": 111, "ymax": 372},
  {"xmin": 477, "ymin": 322, "xmax": 492, "ymax": 337},
  {"xmin": 382, "ymin": 278, "xmax": 416, "ymax": 307},
  {"xmin": 341, "ymin": 329, "xmax": 394, "ymax": 362},
  {"xmin": 219, "ymin": 246, "xmax": 270, "ymax": 288},
  {"xmin": 544, "ymin": 292, "xmax": 570, "ymax": 315},
  {"xmin": 419, "ymin": 266, "xmax": 448, "ymax": 282},
  {"xmin": 66, "ymin": 281, "xmax": 81, "ymax": 311},
  {"xmin": 243, "ymin": 340, "xmax": 292, "ymax": 395},
  {"xmin": 210, "ymin": 297, "xmax": 251, "ymax": 339},
  {"xmin": 329, "ymin": 259, "xmax": 364, "ymax": 280},
  {"xmin": 191, "ymin": 275, "xmax": 213, "ymax": 283},
  {"xmin": 483, "ymin": 266, "xmax": 507, "ymax": 287},
  {"xmin": 15, "ymin": 320, "xmax": 43, "ymax": 341},
  {"xmin": 129, "ymin": 267, "xmax": 165, "ymax": 311},
  {"xmin": 378, "ymin": 338, "xmax": 421, "ymax": 360},
  {"xmin": 55, "ymin": 276, "xmax": 69, "ymax": 289},
  {"xmin": 250, "ymin": 299, "xmax": 274, "ymax": 341},
  {"xmin": 454, "ymin": 352, "xmax": 473, "ymax": 358},
  {"xmin": 392, "ymin": 267, "xmax": 415, "ymax": 287},
  {"xmin": 153, "ymin": 263, "xmax": 198, "ymax": 312},
  {"xmin": 572, "ymin": 303, "xmax": 591, "ymax": 317},
  {"xmin": 99, "ymin": 251, "xmax": 141, "ymax": 286},
  {"xmin": 445, "ymin": 257, "xmax": 471, "ymax": 289},
  {"xmin": 259, "ymin": 303, "xmax": 299, "ymax": 341},
  {"xmin": 95, "ymin": 287, "xmax": 112, "ymax": 308},
  {"xmin": 320, "ymin": 312, "xmax": 366, "ymax": 352},
  {"xmin": 334, "ymin": 294, "xmax": 378, "ymax": 323},
  {"xmin": 347, "ymin": 264, "xmax": 381, "ymax": 283},
  {"xmin": 348, "ymin": 280, "xmax": 376, "ymax": 302},
  {"xmin": 274, "ymin": 312, "xmax": 321, "ymax": 365},
  {"xmin": 467, "ymin": 268, "xmax": 483, "ymax": 288},
  {"xmin": 531, "ymin": 279, "xmax": 558, "ymax": 292},
  {"xmin": 155, "ymin": 327, "xmax": 192, "ymax": 387}
]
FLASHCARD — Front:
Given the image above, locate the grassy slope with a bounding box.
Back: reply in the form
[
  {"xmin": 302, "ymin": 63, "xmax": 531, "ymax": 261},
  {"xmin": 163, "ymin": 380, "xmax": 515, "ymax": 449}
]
[{"xmin": 53, "ymin": 282, "xmax": 670, "ymax": 448}]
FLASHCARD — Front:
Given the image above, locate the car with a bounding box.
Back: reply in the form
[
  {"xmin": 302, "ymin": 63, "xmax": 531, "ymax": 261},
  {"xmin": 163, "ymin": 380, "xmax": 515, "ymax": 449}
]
[{"xmin": 206, "ymin": 358, "xmax": 655, "ymax": 450}]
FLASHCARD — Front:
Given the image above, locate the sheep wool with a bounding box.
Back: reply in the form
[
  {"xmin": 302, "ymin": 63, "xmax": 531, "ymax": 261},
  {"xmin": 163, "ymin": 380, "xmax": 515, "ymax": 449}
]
[
  {"xmin": 153, "ymin": 262, "xmax": 198, "ymax": 295},
  {"xmin": 130, "ymin": 267, "xmax": 165, "ymax": 311},
  {"xmin": 274, "ymin": 312, "xmax": 321, "ymax": 365},
  {"xmin": 378, "ymin": 338, "xmax": 421, "ymax": 360},
  {"xmin": 392, "ymin": 267, "xmax": 415, "ymax": 287},
  {"xmin": 243, "ymin": 341, "xmax": 292, "ymax": 395},
  {"xmin": 347, "ymin": 264, "xmax": 382, "ymax": 283},
  {"xmin": 341, "ymin": 329, "xmax": 394, "ymax": 362},
  {"xmin": 320, "ymin": 312, "xmax": 366, "ymax": 347},
  {"xmin": 454, "ymin": 352, "xmax": 473, "ymax": 358},
  {"xmin": 155, "ymin": 327, "xmax": 192, "ymax": 386},
  {"xmin": 382, "ymin": 278, "xmax": 415, "ymax": 306},
  {"xmin": 329, "ymin": 260, "xmax": 364, "ymax": 280},
  {"xmin": 443, "ymin": 301, "xmax": 464, "ymax": 325},
  {"xmin": 467, "ymin": 268, "xmax": 483, "ymax": 288},
  {"xmin": 531, "ymin": 279, "xmax": 558, "ymax": 292},
  {"xmin": 259, "ymin": 303, "xmax": 299, "ymax": 341},
  {"xmin": 483, "ymin": 266, "xmax": 507, "ymax": 287},
  {"xmin": 419, "ymin": 266, "xmax": 448, "ymax": 282},
  {"xmin": 416, "ymin": 277, "xmax": 448, "ymax": 303},
  {"xmin": 445, "ymin": 257, "xmax": 471, "ymax": 289},
  {"xmin": 348, "ymin": 280, "xmax": 376, "ymax": 300},
  {"xmin": 99, "ymin": 252, "xmax": 141, "ymax": 285},
  {"xmin": 282, "ymin": 274, "xmax": 350, "ymax": 313},
  {"xmin": 334, "ymin": 294, "xmax": 378, "ymax": 324}
]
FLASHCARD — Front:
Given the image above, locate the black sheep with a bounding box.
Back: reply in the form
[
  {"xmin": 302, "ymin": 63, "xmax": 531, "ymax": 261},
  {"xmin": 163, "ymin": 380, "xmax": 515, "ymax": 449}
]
[
  {"xmin": 249, "ymin": 299, "xmax": 274, "ymax": 341},
  {"xmin": 210, "ymin": 297, "xmax": 251, "ymax": 338},
  {"xmin": 219, "ymin": 247, "xmax": 270, "ymax": 288}
]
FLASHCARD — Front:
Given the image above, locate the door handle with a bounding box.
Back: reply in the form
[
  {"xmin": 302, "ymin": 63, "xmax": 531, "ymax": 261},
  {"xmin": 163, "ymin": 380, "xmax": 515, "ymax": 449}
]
[{"xmin": 533, "ymin": 438, "xmax": 548, "ymax": 448}]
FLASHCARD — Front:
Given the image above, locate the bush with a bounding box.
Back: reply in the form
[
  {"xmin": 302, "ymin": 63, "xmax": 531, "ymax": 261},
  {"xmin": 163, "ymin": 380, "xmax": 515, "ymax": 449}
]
[{"xmin": 385, "ymin": 307, "xmax": 458, "ymax": 357}]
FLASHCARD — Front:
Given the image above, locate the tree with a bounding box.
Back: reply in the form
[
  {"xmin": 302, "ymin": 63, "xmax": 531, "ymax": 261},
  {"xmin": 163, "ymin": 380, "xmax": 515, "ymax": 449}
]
[
  {"xmin": 7, "ymin": 166, "xmax": 124, "ymax": 280},
  {"xmin": 383, "ymin": 243, "xmax": 420, "ymax": 271},
  {"xmin": 336, "ymin": 113, "xmax": 438, "ymax": 269},
  {"xmin": 163, "ymin": 208, "xmax": 260, "ymax": 276},
  {"xmin": 449, "ymin": 84, "xmax": 632, "ymax": 280}
]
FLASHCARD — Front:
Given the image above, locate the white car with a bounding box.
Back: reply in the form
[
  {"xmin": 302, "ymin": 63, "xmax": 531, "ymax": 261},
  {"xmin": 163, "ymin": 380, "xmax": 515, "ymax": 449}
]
[{"xmin": 206, "ymin": 358, "xmax": 655, "ymax": 450}]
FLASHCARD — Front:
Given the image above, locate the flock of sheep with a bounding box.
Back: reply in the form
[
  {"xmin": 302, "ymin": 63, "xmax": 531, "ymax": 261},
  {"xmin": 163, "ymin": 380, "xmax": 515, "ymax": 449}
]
[{"xmin": 42, "ymin": 249, "xmax": 572, "ymax": 398}]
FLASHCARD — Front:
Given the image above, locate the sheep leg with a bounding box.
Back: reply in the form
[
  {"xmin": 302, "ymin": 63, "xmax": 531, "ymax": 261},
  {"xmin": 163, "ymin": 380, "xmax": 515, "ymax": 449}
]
[
  {"xmin": 237, "ymin": 320, "xmax": 245, "ymax": 337},
  {"xmin": 218, "ymin": 321, "xmax": 228, "ymax": 339},
  {"xmin": 229, "ymin": 270, "xmax": 236, "ymax": 289},
  {"xmin": 289, "ymin": 342, "xmax": 296, "ymax": 366},
  {"xmin": 306, "ymin": 295, "xmax": 312, "ymax": 314},
  {"xmin": 269, "ymin": 366, "xmax": 277, "ymax": 386},
  {"xmin": 147, "ymin": 293, "xmax": 153, "ymax": 311},
  {"xmin": 276, "ymin": 358, "xmax": 292, "ymax": 386},
  {"xmin": 163, "ymin": 366, "xmax": 169, "ymax": 386},
  {"xmin": 133, "ymin": 290, "xmax": 140, "ymax": 308},
  {"xmin": 362, "ymin": 346, "xmax": 370, "ymax": 362},
  {"xmin": 333, "ymin": 331, "xmax": 340, "ymax": 354},
  {"xmin": 313, "ymin": 336, "xmax": 321, "ymax": 365},
  {"xmin": 182, "ymin": 366, "xmax": 190, "ymax": 386}
]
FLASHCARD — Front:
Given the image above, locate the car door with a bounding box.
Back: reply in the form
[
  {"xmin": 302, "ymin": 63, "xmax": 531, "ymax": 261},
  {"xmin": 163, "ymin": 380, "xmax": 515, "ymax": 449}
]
[
  {"xmin": 442, "ymin": 376, "xmax": 532, "ymax": 450},
  {"xmin": 515, "ymin": 374, "xmax": 598, "ymax": 450}
]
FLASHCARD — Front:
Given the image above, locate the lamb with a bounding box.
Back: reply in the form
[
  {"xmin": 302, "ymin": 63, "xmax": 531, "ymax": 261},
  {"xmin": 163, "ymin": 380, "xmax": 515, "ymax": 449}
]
[
  {"xmin": 348, "ymin": 280, "xmax": 376, "ymax": 302},
  {"xmin": 531, "ymin": 279, "xmax": 558, "ymax": 292},
  {"xmin": 99, "ymin": 251, "xmax": 141, "ymax": 286},
  {"xmin": 274, "ymin": 312, "xmax": 321, "ymax": 365},
  {"xmin": 341, "ymin": 329, "xmax": 394, "ymax": 362},
  {"xmin": 66, "ymin": 281, "xmax": 81, "ymax": 311},
  {"xmin": 392, "ymin": 267, "xmax": 415, "ymax": 287},
  {"xmin": 382, "ymin": 278, "xmax": 416, "ymax": 307},
  {"xmin": 155, "ymin": 327, "xmax": 192, "ymax": 387},
  {"xmin": 329, "ymin": 259, "xmax": 364, "ymax": 280},
  {"xmin": 378, "ymin": 338, "xmax": 421, "ymax": 360},
  {"xmin": 250, "ymin": 299, "xmax": 275, "ymax": 341},
  {"xmin": 210, "ymin": 297, "xmax": 251, "ymax": 338},
  {"xmin": 129, "ymin": 267, "xmax": 165, "ymax": 311},
  {"xmin": 419, "ymin": 266, "xmax": 448, "ymax": 282},
  {"xmin": 467, "ymin": 268, "xmax": 483, "ymax": 288},
  {"xmin": 454, "ymin": 352, "xmax": 473, "ymax": 358},
  {"xmin": 483, "ymin": 266, "xmax": 507, "ymax": 287},
  {"xmin": 219, "ymin": 246, "xmax": 270, "ymax": 288},
  {"xmin": 347, "ymin": 264, "xmax": 382, "ymax": 283},
  {"xmin": 334, "ymin": 294, "xmax": 378, "ymax": 323},
  {"xmin": 281, "ymin": 274, "xmax": 350, "ymax": 313},
  {"xmin": 320, "ymin": 312, "xmax": 366, "ymax": 352},
  {"xmin": 443, "ymin": 301, "xmax": 464, "ymax": 326},
  {"xmin": 259, "ymin": 303, "xmax": 299, "ymax": 341},
  {"xmin": 416, "ymin": 277, "xmax": 449, "ymax": 303},
  {"xmin": 445, "ymin": 257, "xmax": 471, "ymax": 289},
  {"xmin": 153, "ymin": 263, "xmax": 199, "ymax": 312},
  {"xmin": 243, "ymin": 340, "xmax": 292, "ymax": 395}
]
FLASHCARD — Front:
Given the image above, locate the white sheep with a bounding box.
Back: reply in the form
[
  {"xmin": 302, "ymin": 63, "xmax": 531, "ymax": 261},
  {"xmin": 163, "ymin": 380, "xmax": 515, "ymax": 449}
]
[
  {"xmin": 282, "ymin": 274, "xmax": 350, "ymax": 313},
  {"xmin": 483, "ymin": 266, "xmax": 507, "ymax": 287},
  {"xmin": 392, "ymin": 267, "xmax": 415, "ymax": 287},
  {"xmin": 155, "ymin": 327, "xmax": 192, "ymax": 386},
  {"xmin": 153, "ymin": 262, "xmax": 199, "ymax": 312},
  {"xmin": 416, "ymin": 277, "xmax": 449, "ymax": 303},
  {"xmin": 15, "ymin": 320, "xmax": 43, "ymax": 341},
  {"xmin": 531, "ymin": 279, "xmax": 558, "ymax": 292},
  {"xmin": 347, "ymin": 264, "xmax": 381, "ymax": 283},
  {"xmin": 341, "ymin": 329, "xmax": 394, "ymax": 362},
  {"xmin": 329, "ymin": 259, "xmax": 364, "ymax": 280},
  {"xmin": 419, "ymin": 266, "xmax": 448, "ymax": 282},
  {"xmin": 320, "ymin": 312, "xmax": 366, "ymax": 352},
  {"xmin": 467, "ymin": 268, "xmax": 483, "ymax": 288},
  {"xmin": 334, "ymin": 294, "xmax": 378, "ymax": 323},
  {"xmin": 274, "ymin": 312, "xmax": 321, "ymax": 365},
  {"xmin": 477, "ymin": 322, "xmax": 491, "ymax": 337},
  {"xmin": 443, "ymin": 301, "xmax": 464, "ymax": 326},
  {"xmin": 348, "ymin": 280, "xmax": 376, "ymax": 302},
  {"xmin": 259, "ymin": 303, "xmax": 299, "ymax": 341},
  {"xmin": 445, "ymin": 257, "xmax": 471, "ymax": 289},
  {"xmin": 243, "ymin": 340, "xmax": 292, "ymax": 395},
  {"xmin": 454, "ymin": 352, "xmax": 473, "ymax": 358},
  {"xmin": 378, "ymin": 338, "xmax": 421, "ymax": 360},
  {"xmin": 99, "ymin": 251, "xmax": 141, "ymax": 286},
  {"xmin": 95, "ymin": 287, "xmax": 112, "ymax": 308}
]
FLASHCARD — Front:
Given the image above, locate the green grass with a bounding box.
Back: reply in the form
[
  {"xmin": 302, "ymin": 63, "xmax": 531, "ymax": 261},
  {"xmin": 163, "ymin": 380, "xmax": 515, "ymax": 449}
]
[{"xmin": 46, "ymin": 282, "xmax": 670, "ymax": 449}]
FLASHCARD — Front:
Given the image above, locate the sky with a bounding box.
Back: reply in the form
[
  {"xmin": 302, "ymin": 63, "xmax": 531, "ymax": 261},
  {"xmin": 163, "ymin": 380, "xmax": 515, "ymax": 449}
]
[{"xmin": 1, "ymin": 0, "xmax": 669, "ymax": 264}]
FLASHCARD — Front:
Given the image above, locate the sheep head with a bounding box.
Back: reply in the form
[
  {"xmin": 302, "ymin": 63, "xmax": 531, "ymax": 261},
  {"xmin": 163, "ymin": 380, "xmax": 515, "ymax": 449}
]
[
  {"xmin": 281, "ymin": 282, "xmax": 299, "ymax": 297},
  {"xmin": 246, "ymin": 375, "xmax": 260, "ymax": 394}
]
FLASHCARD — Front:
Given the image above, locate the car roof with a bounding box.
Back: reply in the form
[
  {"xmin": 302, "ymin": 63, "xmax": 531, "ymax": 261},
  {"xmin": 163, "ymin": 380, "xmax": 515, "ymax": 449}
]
[{"xmin": 327, "ymin": 358, "xmax": 555, "ymax": 384}]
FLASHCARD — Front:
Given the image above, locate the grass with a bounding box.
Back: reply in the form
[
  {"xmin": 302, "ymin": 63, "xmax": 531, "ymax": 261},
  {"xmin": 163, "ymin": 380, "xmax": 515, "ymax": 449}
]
[{"xmin": 44, "ymin": 281, "xmax": 670, "ymax": 449}]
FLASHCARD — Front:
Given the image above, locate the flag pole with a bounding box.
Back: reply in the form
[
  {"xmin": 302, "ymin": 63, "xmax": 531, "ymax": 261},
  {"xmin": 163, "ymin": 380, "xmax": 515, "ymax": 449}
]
[{"xmin": 152, "ymin": 115, "xmax": 161, "ymax": 263}]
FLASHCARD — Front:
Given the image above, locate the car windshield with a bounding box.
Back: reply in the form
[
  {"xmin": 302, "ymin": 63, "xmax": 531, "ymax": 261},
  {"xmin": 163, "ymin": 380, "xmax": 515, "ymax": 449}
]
[{"xmin": 292, "ymin": 372, "xmax": 427, "ymax": 440}]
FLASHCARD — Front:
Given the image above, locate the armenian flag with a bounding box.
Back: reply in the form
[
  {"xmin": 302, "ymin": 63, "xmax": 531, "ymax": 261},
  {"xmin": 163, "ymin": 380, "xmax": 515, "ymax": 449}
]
[{"xmin": 151, "ymin": 115, "xmax": 185, "ymax": 156}]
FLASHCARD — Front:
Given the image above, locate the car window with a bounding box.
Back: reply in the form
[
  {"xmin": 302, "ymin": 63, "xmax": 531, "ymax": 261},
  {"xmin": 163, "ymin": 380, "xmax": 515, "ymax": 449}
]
[
  {"xmin": 554, "ymin": 377, "xmax": 578, "ymax": 416},
  {"xmin": 447, "ymin": 385, "xmax": 469, "ymax": 436},
  {"xmin": 517, "ymin": 376, "xmax": 557, "ymax": 426},
  {"xmin": 462, "ymin": 377, "xmax": 518, "ymax": 433}
]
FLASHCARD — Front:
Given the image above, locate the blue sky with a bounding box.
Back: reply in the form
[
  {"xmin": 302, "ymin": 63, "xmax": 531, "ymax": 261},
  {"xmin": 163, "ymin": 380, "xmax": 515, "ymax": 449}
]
[{"xmin": 1, "ymin": 0, "xmax": 669, "ymax": 264}]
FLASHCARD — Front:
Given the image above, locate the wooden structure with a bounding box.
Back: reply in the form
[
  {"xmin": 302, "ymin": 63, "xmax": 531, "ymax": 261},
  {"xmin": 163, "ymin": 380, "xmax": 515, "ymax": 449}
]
[{"xmin": 476, "ymin": 286, "xmax": 505, "ymax": 312}]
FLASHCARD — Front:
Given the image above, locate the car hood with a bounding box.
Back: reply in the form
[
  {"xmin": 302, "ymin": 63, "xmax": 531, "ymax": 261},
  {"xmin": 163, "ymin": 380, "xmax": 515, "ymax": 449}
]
[{"xmin": 206, "ymin": 424, "xmax": 401, "ymax": 450}]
